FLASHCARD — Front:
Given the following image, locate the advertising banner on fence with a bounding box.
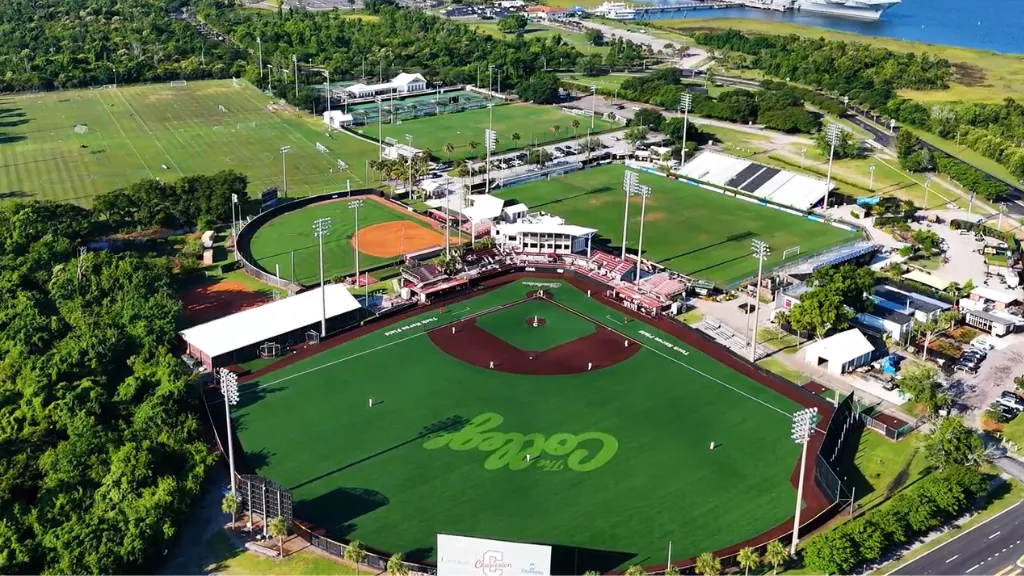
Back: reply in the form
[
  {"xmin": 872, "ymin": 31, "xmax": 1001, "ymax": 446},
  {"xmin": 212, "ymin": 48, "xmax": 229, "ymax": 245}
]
[{"xmin": 437, "ymin": 534, "xmax": 551, "ymax": 576}]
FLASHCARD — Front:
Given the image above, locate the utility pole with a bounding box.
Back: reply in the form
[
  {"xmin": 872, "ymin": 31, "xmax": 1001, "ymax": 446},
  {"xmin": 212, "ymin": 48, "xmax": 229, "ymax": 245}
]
[
  {"xmin": 325, "ymin": 69, "xmax": 331, "ymax": 120},
  {"xmin": 230, "ymin": 193, "xmax": 238, "ymax": 260},
  {"xmin": 749, "ymin": 239, "xmax": 770, "ymax": 362},
  {"xmin": 869, "ymin": 163, "xmax": 875, "ymax": 191},
  {"xmin": 621, "ymin": 170, "xmax": 639, "ymax": 261},
  {"xmin": 405, "ymin": 134, "xmax": 414, "ymax": 198},
  {"xmin": 924, "ymin": 174, "xmax": 932, "ymax": 209},
  {"xmin": 679, "ymin": 92, "xmax": 692, "ymax": 167},
  {"xmin": 257, "ymin": 37, "xmax": 263, "ymax": 79},
  {"xmin": 634, "ymin": 183, "xmax": 652, "ymax": 286},
  {"xmin": 823, "ymin": 124, "xmax": 840, "ymax": 211},
  {"xmin": 267, "ymin": 64, "xmax": 274, "ymax": 92},
  {"xmin": 219, "ymin": 369, "xmax": 240, "ymax": 497},
  {"xmin": 312, "ymin": 217, "xmax": 332, "ymax": 337},
  {"xmin": 790, "ymin": 408, "xmax": 818, "ymax": 555},
  {"xmin": 279, "ymin": 146, "xmax": 291, "ymax": 197},
  {"xmin": 376, "ymin": 96, "xmax": 383, "ymax": 161},
  {"xmin": 488, "ymin": 64, "xmax": 494, "ymax": 98},
  {"xmin": 590, "ymin": 85, "xmax": 597, "ymax": 130},
  {"xmin": 292, "ymin": 54, "xmax": 298, "ymax": 99}
]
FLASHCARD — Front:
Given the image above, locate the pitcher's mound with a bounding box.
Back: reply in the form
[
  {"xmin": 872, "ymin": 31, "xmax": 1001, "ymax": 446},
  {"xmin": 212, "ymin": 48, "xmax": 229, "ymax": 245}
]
[{"xmin": 352, "ymin": 221, "xmax": 444, "ymax": 258}]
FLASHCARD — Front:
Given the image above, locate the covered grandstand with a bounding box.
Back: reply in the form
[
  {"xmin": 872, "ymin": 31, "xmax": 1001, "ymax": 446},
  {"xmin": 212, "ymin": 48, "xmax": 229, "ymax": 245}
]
[{"xmin": 677, "ymin": 152, "xmax": 834, "ymax": 212}]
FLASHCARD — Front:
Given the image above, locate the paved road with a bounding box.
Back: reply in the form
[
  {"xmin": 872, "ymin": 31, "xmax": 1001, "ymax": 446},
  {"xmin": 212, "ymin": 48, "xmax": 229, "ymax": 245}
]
[{"xmin": 891, "ymin": 501, "xmax": 1024, "ymax": 576}]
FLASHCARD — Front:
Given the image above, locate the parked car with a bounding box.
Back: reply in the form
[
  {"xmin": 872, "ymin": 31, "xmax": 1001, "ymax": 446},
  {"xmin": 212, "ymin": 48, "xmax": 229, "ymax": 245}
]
[
  {"xmin": 955, "ymin": 363, "xmax": 978, "ymax": 375},
  {"xmin": 998, "ymin": 394, "xmax": 1024, "ymax": 411},
  {"xmin": 999, "ymin": 404, "xmax": 1019, "ymax": 421},
  {"xmin": 962, "ymin": 348, "xmax": 987, "ymax": 360},
  {"xmin": 971, "ymin": 336, "xmax": 994, "ymax": 351}
]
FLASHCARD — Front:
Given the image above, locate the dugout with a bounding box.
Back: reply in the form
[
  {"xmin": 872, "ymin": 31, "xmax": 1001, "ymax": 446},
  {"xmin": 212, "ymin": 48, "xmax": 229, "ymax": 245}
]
[{"xmin": 180, "ymin": 284, "xmax": 366, "ymax": 371}]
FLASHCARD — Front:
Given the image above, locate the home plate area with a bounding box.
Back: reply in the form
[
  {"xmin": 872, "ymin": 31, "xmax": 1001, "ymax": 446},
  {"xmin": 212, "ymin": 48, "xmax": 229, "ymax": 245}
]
[{"xmin": 428, "ymin": 293, "xmax": 640, "ymax": 375}]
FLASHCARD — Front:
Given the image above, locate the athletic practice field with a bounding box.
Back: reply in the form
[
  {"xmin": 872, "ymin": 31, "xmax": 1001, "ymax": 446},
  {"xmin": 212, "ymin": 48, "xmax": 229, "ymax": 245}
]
[
  {"xmin": 0, "ymin": 80, "xmax": 379, "ymax": 205},
  {"xmin": 231, "ymin": 276, "xmax": 819, "ymax": 571},
  {"xmin": 247, "ymin": 195, "xmax": 446, "ymax": 284},
  {"xmin": 496, "ymin": 165, "xmax": 860, "ymax": 286},
  {"xmin": 372, "ymin": 103, "xmax": 620, "ymax": 160}
]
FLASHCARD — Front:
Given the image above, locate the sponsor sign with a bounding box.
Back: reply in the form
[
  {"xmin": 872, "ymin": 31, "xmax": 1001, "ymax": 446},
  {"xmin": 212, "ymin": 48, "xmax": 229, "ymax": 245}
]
[{"xmin": 438, "ymin": 534, "xmax": 551, "ymax": 576}]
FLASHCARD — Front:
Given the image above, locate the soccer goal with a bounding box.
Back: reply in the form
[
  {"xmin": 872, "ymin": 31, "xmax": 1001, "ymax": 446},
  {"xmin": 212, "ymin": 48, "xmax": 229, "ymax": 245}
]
[
  {"xmin": 73, "ymin": 124, "xmax": 89, "ymax": 135},
  {"xmin": 337, "ymin": 159, "xmax": 348, "ymax": 171},
  {"xmin": 316, "ymin": 142, "xmax": 329, "ymax": 153},
  {"xmin": 213, "ymin": 125, "xmax": 225, "ymax": 131},
  {"xmin": 259, "ymin": 341, "xmax": 282, "ymax": 359},
  {"xmin": 232, "ymin": 78, "xmax": 241, "ymax": 88},
  {"xmin": 170, "ymin": 80, "xmax": 188, "ymax": 87},
  {"xmin": 218, "ymin": 105, "xmax": 228, "ymax": 113},
  {"xmin": 305, "ymin": 330, "xmax": 320, "ymax": 345},
  {"xmin": 783, "ymin": 246, "xmax": 801, "ymax": 260},
  {"xmin": 236, "ymin": 121, "xmax": 256, "ymax": 129}
]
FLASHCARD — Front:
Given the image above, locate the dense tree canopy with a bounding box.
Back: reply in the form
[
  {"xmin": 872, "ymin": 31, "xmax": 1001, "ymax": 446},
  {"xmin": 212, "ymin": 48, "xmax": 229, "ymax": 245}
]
[
  {"xmin": 0, "ymin": 201, "xmax": 212, "ymax": 574},
  {"xmin": 93, "ymin": 169, "xmax": 248, "ymax": 230}
]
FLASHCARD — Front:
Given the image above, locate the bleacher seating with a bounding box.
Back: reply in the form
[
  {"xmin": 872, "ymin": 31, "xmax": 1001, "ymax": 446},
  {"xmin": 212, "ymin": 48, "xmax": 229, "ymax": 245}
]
[
  {"xmin": 590, "ymin": 251, "xmax": 634, "ymax": 278},
  {"xmin": 639, "ymin": 272, "xmax": 687, "ymax": 299},
  {"xmin": 677, "ymin": 151, "xmax": 834, "ymax": 212}
]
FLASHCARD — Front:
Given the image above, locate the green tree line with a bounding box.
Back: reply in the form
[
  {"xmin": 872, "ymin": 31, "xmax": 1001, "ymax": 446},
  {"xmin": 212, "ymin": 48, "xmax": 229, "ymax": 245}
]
[{"xmin": 0, "ymin": 200, "xmax": 214, "ymax": 573}]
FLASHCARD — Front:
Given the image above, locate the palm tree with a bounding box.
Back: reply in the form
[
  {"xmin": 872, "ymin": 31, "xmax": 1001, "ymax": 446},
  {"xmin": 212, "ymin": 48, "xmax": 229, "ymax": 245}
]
[
  {"xmin": 221, "ymin": 492, "xmax": 241, "ymax": 526},
  {"xmin": 511, "ymin": 132, "xmax": 521, "ymax": 149},
  {"xmin": 623, "ymin": 565, "xmax": 646, "ymax": 576},
  {"xmin": 765, "ymin": 540, "xmax": 789, "ymax": 575},
  {"xmin": 345, "ymin": 540, "xmax": 367, "ymax": 575},
  {"xmin": 387, "ymin": 552, "xmax": 409, "ymax": 576},
  {"xmin": 571, "ymin": 118, "xmax": 580, "ymax": 138},
  {"xmin": 738, "ymin": 547, "xmax": 760, "ymax": 576},
  {"xmin": 551, "ymin": 124, "xmax": 561, "ymax": 140},
  {"xmin": 664, "ymin": 566, "xmax": 680, "ymax": 576},
  {"xmin": 267, "ymin": 516, "xmax": 289, "ymax": 558},
  {"xmin": 582, "ymin": 572, "xmax": 601, "ymax": 576},
  {"xmin": 468, "ymin": 140, "xmax": 480, "ymax": 158},
  {"xmin": 696, "ymin": 552, "xmax": 721, "ymax": 576},
  {"xmin": 443, "ymin": 142, "xmax": 455, "ymax": 162}
]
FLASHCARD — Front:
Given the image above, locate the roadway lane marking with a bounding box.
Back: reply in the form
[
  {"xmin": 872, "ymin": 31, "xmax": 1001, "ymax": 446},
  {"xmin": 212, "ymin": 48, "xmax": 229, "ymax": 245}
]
[
  {"xmin": 1009, "ymin": 569, "xmax": 1022, "ymax": 576},
  {"xmin": 946, "ymin": 555, "xmax": 961, "ymax": 563},
  {"xmin": 1017, "ymin": 554, "xmax": 1024, "ymax": 568},
  {"xmin": 995, "ymin": 565, "xmax": 1017, "ymax": 576},
  {"xmin": 993, "ymin": 532, "xmax": 1004, "ymax": 539},
  {"xmin": 967, "ymin": 564, "xmax": 979, "ymax": 573}
]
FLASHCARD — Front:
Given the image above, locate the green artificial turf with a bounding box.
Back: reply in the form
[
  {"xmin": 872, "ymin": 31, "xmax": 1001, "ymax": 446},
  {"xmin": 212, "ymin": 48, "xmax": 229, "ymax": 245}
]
[
  {"xmin": 476, "ymin": 298, "xmax": 596, "ymax": 352},
  {"xmin": 373, "ymin": 103, "xmax": 620, "ymax": 161},
  {"xmin": 0, "ymin": 80, "xmax": 380, "ymax": 206},
  {"xmin": 247, "ymin": 198, "xmax": 437, "ymax": 284},
  {"xmin": 234, "ymin": 279, "xmax": 801, "ymax": 571},
  {"xmin": 495, "ymin": 165, "xmax": 860, "ymax": 286}
]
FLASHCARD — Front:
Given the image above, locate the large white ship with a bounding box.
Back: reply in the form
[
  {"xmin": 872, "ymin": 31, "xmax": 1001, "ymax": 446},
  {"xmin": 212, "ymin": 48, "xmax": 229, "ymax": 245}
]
[
  {"xmin": 591, "ymin": 2, "xmax": 637, "ymax": 19},
  {"xmin": 795, "ymin": 0, "xmax": 901, "ymax": 20}
]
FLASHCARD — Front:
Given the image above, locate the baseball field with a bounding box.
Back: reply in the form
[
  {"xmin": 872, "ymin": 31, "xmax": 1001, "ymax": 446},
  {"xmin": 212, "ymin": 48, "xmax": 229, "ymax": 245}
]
[
  {"xmin": 495, "ymin": 165, "xmax": 860, "ymax": 286},
  {"xmin": 0, "ymin": 79, "xmax": 379, "ymax": 205},
  {"xmin": 372, "ymin": 103, "xmax": 620, "ymax": 161},
  {"xmin": 230, "ymin": 275, "xmax": 825, "ymax": 571},
  {"xmin": 247, "ymin": 195, "xmax": 446, "ymax": 284}
]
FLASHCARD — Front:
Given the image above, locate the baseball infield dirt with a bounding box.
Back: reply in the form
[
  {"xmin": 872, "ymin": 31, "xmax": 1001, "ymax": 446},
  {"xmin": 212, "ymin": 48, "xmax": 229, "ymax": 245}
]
[{"xmin": 352, "ymin": 221, "xmax": 445, "ymax": 258}]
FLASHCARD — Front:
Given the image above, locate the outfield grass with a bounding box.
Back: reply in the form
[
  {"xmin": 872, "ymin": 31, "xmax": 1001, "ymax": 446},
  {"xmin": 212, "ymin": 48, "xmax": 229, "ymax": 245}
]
[
  {"xmin": 248, "ymin": 198, "xmax": 437, "ymax": 284},
  {"xmin": 494, "ymin": 165, "xmax": 859, "ymax": 286},
  {"xmin": 558, "ymin": 73, "xmax": 641, "ymax": 91},
  {"xmin": 0, "ymin": 80, "xmax": 380, "ymax": 206},
  {"xmin": 234, "ymin": 279, "xmax": 802, "ymax": 571},
  {"xmin": 374, "ymin": 103, "xmax": 620, "ymax": 160},
  {"xmin": 912, "ymin": 128, "xmax": 1022, "ymax": 187},
  {"xmin": 655, "ymin": 18, "xmax": 1024, "ymax": 104}
]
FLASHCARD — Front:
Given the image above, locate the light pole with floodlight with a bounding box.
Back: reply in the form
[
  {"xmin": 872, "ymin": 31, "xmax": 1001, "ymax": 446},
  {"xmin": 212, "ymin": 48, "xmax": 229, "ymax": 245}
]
[
  {"xmin": 485, "ymin": 128, "xmax": 497, "ymax": 196},
  {"xmin": 749, "ymin": 239, "xmax": 770, "ymax": 362},
  {"xmin": 313, "ymin": 217, "xmax": 332, "ymax": 337},
  {"xmin": 869, "ymin": 163, "xmax": 875, "ymax": 191},
  {"xmin": 590, "ymin": 85, "xmax": 597, "ymax": 129},
  {"xmin": 267, "ymin": 64, "xmax": 274, "ymax": 92},
  {"xmin": 621, "ymin": 170, "xmax": 639, "ymax": 261},
  {"xmin": 257, "ymin": 37, "xmax": 263, "ymax": 80},
  {"xmin": 230, "ymin": 193, "xmax": 238, "ymax": 259},
  {"xmin": 823, "ymin": 124, "xmax": 841, "ymax": 211},
  {"xmin": 376, "ymin": 96, "xmax": 383, "ymax": 161},
  {"xmin": 219, "ymin": 368, "xmax": 240, "ymax": 495},
  {"xmin": 292, "ymin": 54, "xmax": 299, "ymax": 99},
  {"xmin": 404, "ymin": 134, "xmax": 414, "ymax": 196},
  {"xmin": 924, "ymin": 174, "xmax": 932, "ymax": 209},
  {"xmin": 790, "ymin": 407, "xmax": 817, "ymax": 554},
  {"xmin": 280, "ymin": 146, "xmax": 291, "ymax": 197},
  {"xmin": 633, "ymin": 183, "xmax": 652, "ymax": 286},
  {"xmin": 679, "ymin": 92, "xmax": 692, "ymax": 167}
]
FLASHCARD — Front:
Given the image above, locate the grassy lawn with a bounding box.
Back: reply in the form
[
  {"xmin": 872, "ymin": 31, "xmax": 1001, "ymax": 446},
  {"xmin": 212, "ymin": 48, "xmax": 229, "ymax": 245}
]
[
  {"xmin": 677, "ymin": 309, "xmax": 704, "ymax": 325},
  {"xmin": 473, "ymin": 22, "xmax": 609, "ymax": 54},
  {"xmin": 0, "ymin": 79, "xmax": 380, "ymax": 206},
  {"xmin": 758, "ymin": 356, "xmax": 810, "ymax": 385},
  {"xmin": 912, "ymin": 129, "xmax": 1022, "ymax": 187},
  {"xmin": 496, "ymin": 164, "xmax": 859, "ymax": 286},
  {"xmin": 202, "ymin": 531, "xmax": 354, "ymax": 575},
  {"xmin": 757, "ymin": 327, "xmax": 801, "ymax": 354},
  {"xmin": 235, "ymin": 279, "xmax": 804, "ymax": 571},
  {"xmin": 374, "ymin": 103, "xmax": 619, "ymax": 160},
  {"xmin": 848, "ymin": 431, "xmax": 930, "ymax": 513},
  {"xmin": 655, "ymin": 18, "xmax": 1024, "ymax": 104},
  {"xmin": 248, "ymin": 197, "xmax": 439, "ymax": 284},
  {"xmin": 558, "ymin": 73, "xmax": 640, "ymax": 91}
]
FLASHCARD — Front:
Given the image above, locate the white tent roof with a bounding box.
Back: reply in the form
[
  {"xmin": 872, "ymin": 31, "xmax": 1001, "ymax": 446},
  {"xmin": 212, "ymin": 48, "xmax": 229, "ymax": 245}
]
[
  {"xmin": 462, "ymin": 194, "xmax": 505, "ymax": 222},
  {"xmin": 180, "ymin": 284, "xmax": 362, "ymax": 358},
  {"xmin": 971, "ymin": 285, "xmax": 1020, "ymax": 304},
  {"xmin": 804, "ymin": 328, "xmax": 874, "ymax": 365},
  {"xmin": 504, "ymin": 203, "xmax": 528, "ymax": 216},
  {"xmin": 345, "ymin": 72, "xmax": 426, "ymax": 95},
  {"xmin": 497, "ymin": 221, "xmax": 597, "ymax": 237},
  {"xmin": 902, "ymin": 269, "xmax": 950, "ymax": 291}
]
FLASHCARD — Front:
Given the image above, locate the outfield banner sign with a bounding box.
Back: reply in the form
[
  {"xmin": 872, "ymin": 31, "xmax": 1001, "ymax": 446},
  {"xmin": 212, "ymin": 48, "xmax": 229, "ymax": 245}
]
[{"xmin": 437, "ymin": 534, "xmax": 551, "ymax": 576}]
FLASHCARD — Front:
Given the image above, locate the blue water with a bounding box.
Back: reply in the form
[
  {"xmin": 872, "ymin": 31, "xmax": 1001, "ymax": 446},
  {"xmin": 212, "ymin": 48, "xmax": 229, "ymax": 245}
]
[{"xmin": 631, "ymin": 0, "xmax": 1024, "ymax": 54}]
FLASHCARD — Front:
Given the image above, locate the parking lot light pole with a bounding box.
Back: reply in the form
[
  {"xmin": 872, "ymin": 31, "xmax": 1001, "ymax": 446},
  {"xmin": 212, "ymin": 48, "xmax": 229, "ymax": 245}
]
[
  {"xmin": 790, "ymin": 408, "xmax": 818, "ymax": 554},
  {"xmin": 313, "ymin": 217, "xmax": 332, "ymax": 337},
  {"xmin": 621, "ymin": 170, "xmax": 639, "ymax": 261},
  {"xmin": 749, "ymin": 239, "xmax": 771, "ymax": 362}
]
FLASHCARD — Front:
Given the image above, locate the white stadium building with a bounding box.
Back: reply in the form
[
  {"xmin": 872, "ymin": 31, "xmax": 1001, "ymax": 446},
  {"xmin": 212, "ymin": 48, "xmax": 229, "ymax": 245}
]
[
  {"xmin": 491, "ymin": 212, "xmax": 597, "ymax": 256},
  {"xmin": 342, "ymin": 72, "xmax": 428, "ymax": 99}
]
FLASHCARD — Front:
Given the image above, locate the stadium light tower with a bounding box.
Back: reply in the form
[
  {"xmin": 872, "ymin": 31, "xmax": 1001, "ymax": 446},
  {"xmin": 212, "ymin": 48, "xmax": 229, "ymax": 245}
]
[
  {"xmin": 621, "ymin": 170, "xmax": 640, "ymax": 261},
  {"xmin": 590, "ymin": 85, "xmax": 597, "ymax": 130},
  {"xmin": 485, "ymin": 128, "xmax": 498, "ymax": 195},
  {"xmin": 280, "ymin": 146, "xmax": 292, "ymax": 197},
  {"xmin": 292, "ymin": 54, "xmax": 299, "ymax": 99},
  {"xmin": 313, "ymin": 217, "xmax": 332, "ymax": 337},
  {"xmin": 488, "ymin": 64, "xmax": 495, "ymax": 98},
  {"xmin": 376, "ymin": 96, "xmax": 384, "ymax": 161},
  {"xmin": 790, "ymin": 407, "xmax": 818, "ymax": 554},
  {"xmin": 679, "ymin": 92, "xmax": 693, "ymax": 166},
  {"xmin": 633, "ymin": 183, "xmax": 652, "ymax": 286},
  {"xmin": 405, "ymin": 134, "xmax": 415, "ymax": 196},
  {"xmin": 749, "ymin": 239, "xmax": 771, "ymax": 362},
  {"xmin": 267, "ymin": 64, "xmax": 274, "ymax": 92},
  {"xmin": 219, "ymin": 368, "xmax": 240, "ymax": 496},
  {"xmin": 823, "ymin": 123, "xmax": 841, "ymax": 211},
  {"xmin": 257, "ymin": 37, "xmax": 263, "ymax": 79}
]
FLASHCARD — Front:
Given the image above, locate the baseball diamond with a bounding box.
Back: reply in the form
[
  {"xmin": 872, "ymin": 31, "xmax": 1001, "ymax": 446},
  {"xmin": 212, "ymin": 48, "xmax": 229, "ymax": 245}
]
[{"xmin": 228, "ymin": 272, "xmax": 833, "ymax": 573}]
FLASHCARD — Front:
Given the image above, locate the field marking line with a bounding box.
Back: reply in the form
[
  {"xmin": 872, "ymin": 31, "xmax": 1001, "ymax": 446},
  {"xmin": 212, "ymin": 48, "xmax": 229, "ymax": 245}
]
[
  {"xmin": 547, "ymin": 297, "xmax": 793, "ymax": 419},
  {"xmin": 115, "ymin": 88, "xmax": 184, "ymax": 176},
  {"xmin": 96, "ymin": 91, "xmax": 155, "ymax": 179},
  {"xmin": 883, "ymin": 499, "xmax": 1023, "ymax": 576},
  {"xmin": 604, "ymin": 315, "xmax": 624, "ymax": 326},
  {"xmin": 221, "ymin": 298, "xmax": 530, "ymax": 401}
]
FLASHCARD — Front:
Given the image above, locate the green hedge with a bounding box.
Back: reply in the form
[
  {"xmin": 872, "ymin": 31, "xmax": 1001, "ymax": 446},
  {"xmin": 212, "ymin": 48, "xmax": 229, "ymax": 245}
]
[
  {"xmin": 802, "ymin": 466, "xmax": 990, "ymax": 575},
  {"xmin": 950, "ymin": 219, "xmax": 1020, "ymax": 250},
  {"xmin": 934, "ymin": 152, "xmax": 1009, "ymax": 201}
]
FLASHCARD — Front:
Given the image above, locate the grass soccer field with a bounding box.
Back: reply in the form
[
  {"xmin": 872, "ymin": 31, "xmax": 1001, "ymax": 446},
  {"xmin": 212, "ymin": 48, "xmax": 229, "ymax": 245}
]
[
  {"xmin": 231, "ymin": 275, "xmax": 812, "ymax": 571},
  {"xmin": 0, "ymin": 80, "xmax": 379, "ymax": 205},
  {"xmin": 495, "ymin": 165, "xmax": 860, "ymax": 286},
  {"xmin": 373, "ymin": 103, "xmax": 620, "ymax": 161},
  {"xmin": 247, "ymin": 196, "xmax": 446, "ymax": 284}
]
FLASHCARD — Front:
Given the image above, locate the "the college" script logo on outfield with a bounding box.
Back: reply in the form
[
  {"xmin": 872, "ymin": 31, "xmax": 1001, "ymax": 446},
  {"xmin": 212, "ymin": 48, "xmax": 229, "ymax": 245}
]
[{"xmin": 423, "ymin": 413, "xmax": 618, "ymax": 472}]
